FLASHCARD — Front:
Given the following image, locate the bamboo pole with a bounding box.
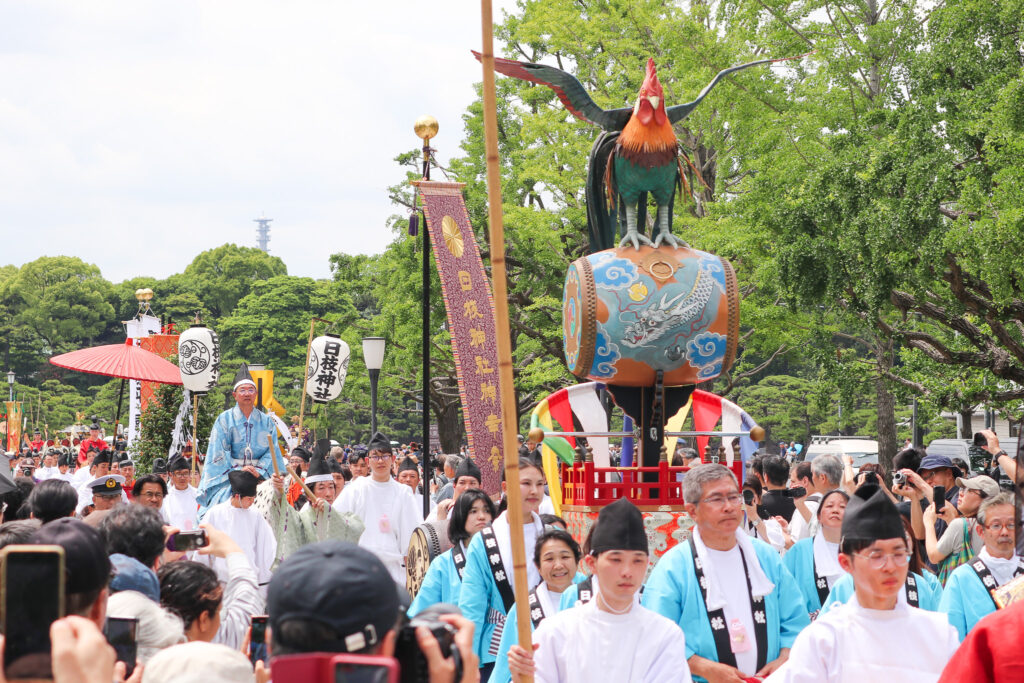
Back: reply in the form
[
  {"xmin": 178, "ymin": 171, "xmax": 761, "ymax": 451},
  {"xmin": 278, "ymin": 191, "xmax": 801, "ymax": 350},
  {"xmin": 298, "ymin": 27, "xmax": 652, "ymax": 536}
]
[
  {"xmin": 297, "ymin": 318, "xmax": 316, "ymax": 443},
  {"xmin": 191, "ymin": 393, "xmax": 200, "ymax": 477},
  {"xmin": 267, "ymin": 434, "xmax": 281, "ymax": 477},
  {"xmin": 479, "ymin": 4, "xmax": 533, "ymax": 680}
]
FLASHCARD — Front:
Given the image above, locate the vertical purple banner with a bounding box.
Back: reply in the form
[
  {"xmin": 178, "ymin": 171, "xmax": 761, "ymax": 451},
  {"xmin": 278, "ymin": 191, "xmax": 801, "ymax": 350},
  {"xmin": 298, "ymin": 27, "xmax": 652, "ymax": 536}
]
[{"xmin": 414, "ymin": 180, "xmax": 505, "ymax": 495}]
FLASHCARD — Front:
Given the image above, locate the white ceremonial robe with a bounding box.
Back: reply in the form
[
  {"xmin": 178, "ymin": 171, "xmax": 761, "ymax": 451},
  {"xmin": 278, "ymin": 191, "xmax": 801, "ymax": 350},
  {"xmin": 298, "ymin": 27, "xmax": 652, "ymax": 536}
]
[
  {"xmin": 533, "ymin": 599, "xmax": 691, "ymax": 683},
  {"xmin": 333, "ymin": 477, "xmax": 420, "ymax": 584},
  {"xmin": 766, "ymin": 596, "xmax": 959, "ymax": 683},
  {"xmin": 163, "ymin": 485, "xmax": 199, "ymax": 530},
  {"xmin": 71, "ymin": 468, "xmax": 93, "ymax": 487},
  {"xmin": 201, "ymin": 501, "xmax": 277, "ymax": 592}
]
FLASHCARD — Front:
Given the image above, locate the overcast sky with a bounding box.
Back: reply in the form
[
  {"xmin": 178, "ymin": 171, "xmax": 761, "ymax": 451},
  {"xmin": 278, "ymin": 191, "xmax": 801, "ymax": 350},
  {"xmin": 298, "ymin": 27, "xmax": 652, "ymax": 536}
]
[{"xmin": 0, "ymin": 0, "xmax": 518, "ymax": 284}]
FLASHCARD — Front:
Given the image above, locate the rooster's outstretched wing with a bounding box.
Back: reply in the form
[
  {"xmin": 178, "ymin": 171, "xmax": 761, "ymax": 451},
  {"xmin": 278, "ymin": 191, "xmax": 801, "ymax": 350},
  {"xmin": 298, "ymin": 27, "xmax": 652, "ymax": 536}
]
[
  {"xmin": 473, "ymin": 51, "xmax": 633, "ymax": 131},
  {"xmin": 666, "ymin": 56, "xmax": 801, "ymax": 124}
]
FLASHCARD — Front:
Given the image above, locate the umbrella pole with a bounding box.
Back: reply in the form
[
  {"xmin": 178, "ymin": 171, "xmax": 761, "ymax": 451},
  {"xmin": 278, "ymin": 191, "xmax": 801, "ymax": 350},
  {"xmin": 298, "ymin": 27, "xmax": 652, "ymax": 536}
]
[{"xmin": 113, "ymin": 379, "xmax": 126, "ymax": 443}]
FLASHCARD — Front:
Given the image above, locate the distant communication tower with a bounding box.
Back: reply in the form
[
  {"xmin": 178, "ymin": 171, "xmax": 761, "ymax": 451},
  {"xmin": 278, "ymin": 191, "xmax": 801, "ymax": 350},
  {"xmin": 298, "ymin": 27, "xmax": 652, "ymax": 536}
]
[{"xmin": 254, "ymin": 214, "xmax": 273, "ymax": 253}]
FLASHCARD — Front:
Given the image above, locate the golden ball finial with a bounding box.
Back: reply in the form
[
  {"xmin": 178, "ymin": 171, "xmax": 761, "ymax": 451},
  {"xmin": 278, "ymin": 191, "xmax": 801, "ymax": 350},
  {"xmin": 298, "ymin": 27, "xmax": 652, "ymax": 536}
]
[
  {"xmin": 135, "ymin": 288, "xmax": 154, "ymax": 302},
  {"xmin": 414, "ymin": 115, "xmax": 439, "ymax": 141}
]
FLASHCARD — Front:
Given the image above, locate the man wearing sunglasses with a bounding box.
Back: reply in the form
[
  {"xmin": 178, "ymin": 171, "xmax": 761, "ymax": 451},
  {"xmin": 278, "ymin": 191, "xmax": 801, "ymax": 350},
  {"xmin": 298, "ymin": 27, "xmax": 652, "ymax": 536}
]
[
  {"xmin": 196, "ymin": 363, "xmax": 287, "ymax": 519},
  {"xmin": 769, "ymin": 484, "xmax": 959, "ymax": 681}
]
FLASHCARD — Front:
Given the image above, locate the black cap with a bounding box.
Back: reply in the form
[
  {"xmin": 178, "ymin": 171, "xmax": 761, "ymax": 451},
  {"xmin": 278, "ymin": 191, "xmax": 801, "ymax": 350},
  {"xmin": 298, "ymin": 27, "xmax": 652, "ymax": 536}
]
[
  {"xmin": 327, "ymin": 458, "xmax": 344, "ymax": 475},
  {"xmin": 590, "ymin": 498, "xmax": 648, "ymax": 555},
  {"xmin": 454, "ymin": 458, "xmax": 481, "ymax": 483},
  {"xmin": 233, "ymin": 363, "xmax": 256, "ymax": 391},
  {"xmin": 313, "ymin": 438, "xmax": 332, "ymax": 459},
  {"xmin": 152, "ymin": 457, "xmax": 169, "ymax": 474},
  {"xmin": 32, "ymin": 518, "xmax": 111, "ymax": 594},
  {"xmin": 841, "ymin": 484, "xmax": 905, "ymax": 543},
  {"xmin": 228, "ymin": 470, "xmax": 258, "ymax": 497},
  {"xmin": 397, "ymin": 457, "xmax": 418, "ymax": 474},
  {"xmin": 90, "ymin": 423, "xmax": 101, "ymax": 430},
  {"xmin": 92, "ymin": 450, "xmax": 113, "ymax": 467},
  {"xmin": 291, "ymin": 446, "xmax": 313, "ymax": 463},
  {"xmin": 306, "ymin": 444, "xmax": 333, "ymax": 485},
  {"xmin": 367, "ymin": 432, "xmax": 392, "ymax": 454},
  {"xmin": 268, "ymin": 541, "xmax": 399, "ymax": 653},
  {"xmin": 58, "ymin": 453, "xmax": 74, "ymax": 468},
  {"xmin": 166, "ymin": 455, "xmax": 189, "ymax": 473}
]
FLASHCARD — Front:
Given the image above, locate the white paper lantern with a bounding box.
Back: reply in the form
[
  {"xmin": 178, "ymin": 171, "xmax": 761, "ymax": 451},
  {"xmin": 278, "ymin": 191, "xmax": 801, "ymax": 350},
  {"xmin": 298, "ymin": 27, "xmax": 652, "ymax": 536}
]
[
  {"xmin": 178, "ymin": 326, "xmax": 221, "ymax": 394},
  {"xmin": 306, "ymin": 334, "xmax": 350, "ymax": 403}
]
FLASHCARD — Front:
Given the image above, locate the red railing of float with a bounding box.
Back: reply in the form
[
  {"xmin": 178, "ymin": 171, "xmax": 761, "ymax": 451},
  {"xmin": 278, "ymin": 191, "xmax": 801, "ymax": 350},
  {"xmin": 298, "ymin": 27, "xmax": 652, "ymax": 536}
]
[{"xmin": 559, "ymin": 460, "xmax": 745, "ymax": 507}]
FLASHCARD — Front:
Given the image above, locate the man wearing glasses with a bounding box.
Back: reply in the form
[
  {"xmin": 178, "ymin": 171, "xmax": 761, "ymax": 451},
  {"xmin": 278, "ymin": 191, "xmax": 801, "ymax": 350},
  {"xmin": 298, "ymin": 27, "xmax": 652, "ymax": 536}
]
[
  {"xmin": 334, "ymin": 431, "xmax": 420, "ymax": 585},
  {"xmin": 163, "ymin": 454, "xmax": 200, "ymax": 530},
  {"xmin": 197, "ymin": 363, "xmax": 286, "ymax": 518},
  {"xmin": 769, "ymin": 484, "xmax": 959, "ymax": 681},
  {"xmin": 644, "ymin": 464, "xmax": 809, "ymax": 682},
  {"xmin": 938, "ymin": 492, "xmax": 1024, "ymax": 641}
]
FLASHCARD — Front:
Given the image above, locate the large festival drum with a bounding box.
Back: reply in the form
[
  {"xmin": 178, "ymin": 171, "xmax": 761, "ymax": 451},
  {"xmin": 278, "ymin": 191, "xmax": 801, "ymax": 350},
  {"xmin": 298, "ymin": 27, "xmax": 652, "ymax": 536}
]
[
  {"xmin": 563, "ymin": 245, "xmax": 739, "ymax": 386},
  {"xmin": 406, "ymin": 519, "xmax": 453, "ymax": 597}
]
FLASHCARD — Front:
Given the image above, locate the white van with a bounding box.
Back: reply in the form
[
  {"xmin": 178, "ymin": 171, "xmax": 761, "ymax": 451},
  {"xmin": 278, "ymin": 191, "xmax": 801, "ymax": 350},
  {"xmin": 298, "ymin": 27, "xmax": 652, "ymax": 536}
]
[{"xmin": 802, "ymin": 438, "xmax": 880, "ymax": 468}]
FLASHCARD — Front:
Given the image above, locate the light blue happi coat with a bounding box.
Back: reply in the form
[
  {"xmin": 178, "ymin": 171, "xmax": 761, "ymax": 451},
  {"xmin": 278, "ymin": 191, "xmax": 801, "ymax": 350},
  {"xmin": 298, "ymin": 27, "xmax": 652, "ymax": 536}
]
[
  {"xmin": 409, "ymin": 546, "xmax": 466, "ymax": 618},
  {"xmin": 642, "ymin": 537, "xmax": 810, "ymax": 683},
  {"xmin": 820, "ymin": 570, "xmax": 943, "ymax": 616},
  {"xmin": 197, "ymin": 405, "xmax": 286, "ymax": 518},
  {"xmin": 938, "ymin": 561, "xmax": 1002, "ymax": 640}
]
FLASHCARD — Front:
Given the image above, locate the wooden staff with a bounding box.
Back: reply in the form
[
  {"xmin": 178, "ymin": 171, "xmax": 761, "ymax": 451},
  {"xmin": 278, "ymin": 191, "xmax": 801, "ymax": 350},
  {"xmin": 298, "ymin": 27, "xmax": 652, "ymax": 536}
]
[
  {"xmin": 479, "ymin": 4, "xmax": 533, "ymax": 679},
  {"xmin": 267, "ymin": 434, "xmax": 281, "ymax": 477}
]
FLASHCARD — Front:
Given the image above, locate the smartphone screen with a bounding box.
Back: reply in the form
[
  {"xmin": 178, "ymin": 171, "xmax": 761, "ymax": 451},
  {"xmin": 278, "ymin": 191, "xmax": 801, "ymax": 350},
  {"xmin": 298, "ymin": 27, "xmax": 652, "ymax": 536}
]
[
  {"xmin": 335, "ymin": 661, "xmax": 396, "ymax": 683},
  {"xmin": 104, "ymin": 617, "xmax": 138, "ymax": 678},
  {"xmin": 933, "ymin": 486, "xmax": 946, "ymax": 510},
  {"xmin": 2, "ymin": 548, "xmax": 65, "ymax": 679},
  {"xmin": 167, "ymin": 529, "xmax": 208, "ymax": 552},
  {"xmin": 250, "ymin": 616, "xmax": 268, "ymax": 666}
]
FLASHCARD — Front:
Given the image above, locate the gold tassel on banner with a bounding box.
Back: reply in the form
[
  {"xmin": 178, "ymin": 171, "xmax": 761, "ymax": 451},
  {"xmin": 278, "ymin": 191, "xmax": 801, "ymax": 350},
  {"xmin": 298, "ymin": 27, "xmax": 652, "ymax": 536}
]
[{"xmin": 479, "ymin": 3, "xmax": 534, "ymax": 680}]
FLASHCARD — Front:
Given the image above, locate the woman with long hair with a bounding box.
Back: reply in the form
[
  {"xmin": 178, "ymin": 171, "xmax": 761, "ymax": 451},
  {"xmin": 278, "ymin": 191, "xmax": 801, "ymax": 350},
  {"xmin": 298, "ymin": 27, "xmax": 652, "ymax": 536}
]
[{"xmin": 408, "ymin": 489, "xmax": 497, "ymax": 617}]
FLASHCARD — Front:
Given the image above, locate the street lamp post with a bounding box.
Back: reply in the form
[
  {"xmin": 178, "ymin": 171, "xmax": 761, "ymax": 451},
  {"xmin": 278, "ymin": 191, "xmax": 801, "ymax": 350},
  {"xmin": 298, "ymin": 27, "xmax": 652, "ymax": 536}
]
[{"xmin": 362, "ymin": 338, "xmax": 386, "ymax": 436}]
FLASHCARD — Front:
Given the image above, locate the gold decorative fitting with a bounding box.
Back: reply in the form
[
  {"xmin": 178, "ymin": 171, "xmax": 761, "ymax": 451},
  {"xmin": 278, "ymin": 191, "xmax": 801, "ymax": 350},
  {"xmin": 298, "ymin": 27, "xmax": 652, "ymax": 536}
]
[
  {"xmin": 441, "ymin": 216, "xmax": 465, "ymax": 258},
  {"xmin": 414, "ymin": 115, "xmax": 439, "ymax": 141},
  {"xmin": 640, "ymin": 253, "xmax": 677, "ymax": 282}
]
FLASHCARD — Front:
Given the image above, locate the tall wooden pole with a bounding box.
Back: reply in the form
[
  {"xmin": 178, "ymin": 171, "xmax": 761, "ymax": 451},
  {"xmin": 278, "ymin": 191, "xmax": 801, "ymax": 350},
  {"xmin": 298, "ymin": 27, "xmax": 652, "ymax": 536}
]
[
  {"xmin": 297, "ymin": 318, "xmax": 317, "ymax": 445},
  {"xmin": 479, "ymin": 3, "xmax": 533, "ymax": 680},
  {"xmin": 191, "ymin": 393, "xmax": 200, "ymax": 476}
]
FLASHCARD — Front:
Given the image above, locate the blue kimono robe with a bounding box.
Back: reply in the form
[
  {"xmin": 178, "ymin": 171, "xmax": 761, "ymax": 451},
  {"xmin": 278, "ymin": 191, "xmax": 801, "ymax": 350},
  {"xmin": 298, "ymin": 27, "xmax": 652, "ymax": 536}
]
[
  {"xmin": 197, "ymin": 405, "xmax": 285, "ymax": 517},
  {"xmin": 408, "ymin": 545, "xmax": 466, "ymax": 618},
  {"xmin": 939, "ymin": 562, "xmax": 1001, "ymax": 640},
  {"xmin": 642, "ymin": 536, "xmax": 809, "ymax": 682},
  {"xmin": 820, "ymin": 570, "xmax": 943, "ymax": 616}
]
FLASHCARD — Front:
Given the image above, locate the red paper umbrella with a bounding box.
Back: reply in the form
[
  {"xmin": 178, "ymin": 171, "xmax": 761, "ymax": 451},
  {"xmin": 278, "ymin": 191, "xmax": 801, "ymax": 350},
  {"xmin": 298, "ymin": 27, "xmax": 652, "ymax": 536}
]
[{"xmin": 50, "ymin": 339, "xmax": 182, "ymax": 384}]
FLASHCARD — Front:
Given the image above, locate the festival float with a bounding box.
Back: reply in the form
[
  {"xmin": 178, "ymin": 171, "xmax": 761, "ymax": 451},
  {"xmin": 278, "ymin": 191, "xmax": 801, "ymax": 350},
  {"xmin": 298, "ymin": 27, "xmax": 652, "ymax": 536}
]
[{"xmin": 405, "ymin": 47, "xmax": 787, "ymax": 595}]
